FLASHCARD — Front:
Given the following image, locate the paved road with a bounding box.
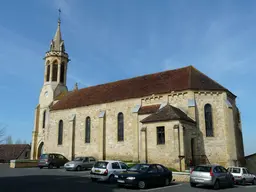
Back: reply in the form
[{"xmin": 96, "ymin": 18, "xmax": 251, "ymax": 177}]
[{"xmin": 0, "ymin": 164, "xmax": 256, "ymax": 192}]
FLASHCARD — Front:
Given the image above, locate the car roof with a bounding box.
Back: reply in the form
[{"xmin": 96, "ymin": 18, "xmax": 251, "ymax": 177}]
[
  {"xmin": 96, "ymin": 160, "xmax": 123, "ymax": 163},
  {"xmin": 227, "ymin": 166, "xmax": 247, "ymax": 169},
  {"xmin": 75, "ymin": 156, "xmax": 95, "ymax": 158},
  {"xmin": 195, "ymin": 164, "xmax": 220, "ymax": 167}
]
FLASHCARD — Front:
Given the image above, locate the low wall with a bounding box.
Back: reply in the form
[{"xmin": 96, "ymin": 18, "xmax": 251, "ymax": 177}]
[
  {"xmin": 10, "ymin": 160, "xmax": 38, "ymax": 168},
  {"xmin": 172, "ymin": 172, "xmax": 190, "ymax": 182}
]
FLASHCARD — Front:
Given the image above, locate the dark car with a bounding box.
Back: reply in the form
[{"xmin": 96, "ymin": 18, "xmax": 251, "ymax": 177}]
[
  {"xmin": 114, "ymin": 163, "xmax": 172, "ymax": 189},
  {"xmin": 38, "ymin": 153, "xmax": 69, "ymax": 169}
]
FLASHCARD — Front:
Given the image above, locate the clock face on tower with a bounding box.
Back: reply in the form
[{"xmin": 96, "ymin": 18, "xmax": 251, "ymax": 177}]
[{"xmin": 44, "ymin": 91, "xmax": 48, "ymax": 97}]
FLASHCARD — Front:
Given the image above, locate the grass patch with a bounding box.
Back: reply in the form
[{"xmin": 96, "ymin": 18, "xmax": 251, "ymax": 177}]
[
  {"xmin": 168, "ymin": 167, "xmax": 179, "ymax": 172},
  {"xmin": 127, "ymin": 163, "xmax": 137, "ymax": 168}
]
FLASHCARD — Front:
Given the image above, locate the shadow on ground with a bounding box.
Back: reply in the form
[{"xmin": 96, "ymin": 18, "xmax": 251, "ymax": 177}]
[{"xmin": 0, "ymin": 175, "xmax": 117, "ymax": 192}]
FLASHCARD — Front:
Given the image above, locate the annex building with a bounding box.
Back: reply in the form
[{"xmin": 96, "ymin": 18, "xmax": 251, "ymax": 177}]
[{"xmin": 30, "ymin": 18, "xmax": 245, "ymax": 171}]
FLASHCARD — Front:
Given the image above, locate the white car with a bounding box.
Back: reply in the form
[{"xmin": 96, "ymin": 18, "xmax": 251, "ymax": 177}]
[
  {"xmin": 90, "ymin": 160, "xmax": 129, "ymax": 182},
  {"xmin": 227, "ymin": 166, "xmax": 256, "ymax": 185}
]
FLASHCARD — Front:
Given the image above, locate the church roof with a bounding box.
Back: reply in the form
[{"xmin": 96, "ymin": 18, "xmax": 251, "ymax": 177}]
[
  {"xmin": 140, "ymin": 104, "xmax": 195, "ymax": 124},
  {"xmin": 51, "ymin": 65, "xmax": 235, "ymax": 111}
]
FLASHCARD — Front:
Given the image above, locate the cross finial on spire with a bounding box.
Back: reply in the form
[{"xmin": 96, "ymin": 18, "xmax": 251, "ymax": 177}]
[{"xmin": 58, "ymin": 8, "xmax": 61, "ymax": 24}]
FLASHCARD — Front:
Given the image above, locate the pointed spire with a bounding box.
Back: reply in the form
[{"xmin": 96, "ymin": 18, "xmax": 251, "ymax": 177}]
[
  {"xmin": 73, "ymin": 82, "xmax": 78, "ymax": 91},
  {"xmin": 49, "ymin": 9, "xmax": 65, "ymax": 52}
]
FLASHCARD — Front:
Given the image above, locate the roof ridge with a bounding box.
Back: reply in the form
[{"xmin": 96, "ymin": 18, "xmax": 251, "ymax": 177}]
[
  {"xmin": 191, "ymin": 66, "xmax": 227, "ymax": 90},
  {"xmin": 16, "ymin": 144, "xmax": 29, "ymax": 159},
  {"xmin": 76, "ymin": 65, "xmax": 192, "ymax": 91},
  {"xmin": 51, "ymin": 65, "xmax": 234, "ymax": 111}
]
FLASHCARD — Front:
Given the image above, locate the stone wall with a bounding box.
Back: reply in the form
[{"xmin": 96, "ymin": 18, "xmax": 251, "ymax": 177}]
[
  {"xmin": 45, "ymin": 98, "xmax": 142, "ymax": 161},
  {"xmin": 194, "ymin": 92, "xmax": 228, "ymax": 167},
  {"xmin": 39, "ymin": 90, "xmax": 243, "ymax": 171},
  {"xmin": 245, "ymin": 154, "xmax": 256, "ymax": 174},
  {"xmin": 141, "ymin": 121, "xmax": 180, "ymax": 170}
]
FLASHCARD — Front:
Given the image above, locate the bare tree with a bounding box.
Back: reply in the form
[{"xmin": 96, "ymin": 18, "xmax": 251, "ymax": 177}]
[
  {"xmin": 0, "ymin": 124, "xmax": 6, "ymax": 144},
  {"xmin": 6, "ymin": 135, "xmax": 13, "ymax": 144},
  {"xmin": 15, "ymin": 139, "xmax": 22, "ymax": 144}
]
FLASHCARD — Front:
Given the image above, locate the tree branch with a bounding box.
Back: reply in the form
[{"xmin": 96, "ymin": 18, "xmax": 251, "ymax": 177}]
[{"xmin": 0, "ymin": 124, "xmax": 7, "ymax": 144}]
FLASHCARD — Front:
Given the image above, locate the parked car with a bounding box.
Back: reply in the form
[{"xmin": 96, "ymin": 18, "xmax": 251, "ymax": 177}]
[
  {"xmin": 38, "ymin": 153, "xmax": 69, "ymax": 169},
  {"xmin": 114, "ymin": 163, "xmax": 172, "ymax": 189},
  {"xmin": 64, "ymin": 156, "xmax": 96, "ymax": 171},
  {"xmin": 90, "ymin": 160, "xmax": 128, "ymax": 182},
  {"xmin": 227, "ymin": 166, "xmax": 256, "ymax": 185},
  {"xmin": 190, "ymin": 164, "xmax": 234, "ymax": 189}
]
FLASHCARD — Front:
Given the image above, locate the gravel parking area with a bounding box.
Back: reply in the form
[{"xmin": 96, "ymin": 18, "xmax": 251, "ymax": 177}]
[{"xmin": 0, "ymin": 164, "xmax": 255, "ymax": 192}]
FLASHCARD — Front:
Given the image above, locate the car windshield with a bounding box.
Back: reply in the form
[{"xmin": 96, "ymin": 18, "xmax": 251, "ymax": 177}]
[
  {"xmin": 128, "ymin": 164, "xmax": 150, "ymax": 172},
  {"xmin": 40, "ymin": 154, "xmax": 48, "ymax": 159},
  {"xmin": 74, "ymin": 157, "xmax": 84, "ymax": 161},
  {"xmin": 94, "ymin": 161, "xmax": 108, "ymax": 169},
  {"xmin": 194, "ymin": 166, "xmax": 211, "ymax": 172},
  {"xmin": 232, "ymin": 168, "xmax": 241, "ymax": 173}
]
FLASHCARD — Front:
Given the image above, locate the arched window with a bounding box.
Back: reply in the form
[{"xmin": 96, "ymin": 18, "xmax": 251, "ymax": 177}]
[
  {"xmin": 60, "ymin": 62, "xmax": 65, "ymax": 83},
  {"xmin": 58, "ymin": 120, "xmax": 63, "ymax": 145},
  {"xmin": 52, "ymin": 60, "xmax": 58, "ymax": 81},
  {"xmin": 85, "ymin": 117, "xmax": 91, "ymax": 143},
  {"xmin": 46, "ymin": 65, "xmax": 50, "ymax": 82},
  {"xmin": 42, "ymin": 110, "xmax": 46, "ymax": 129},
  {"xmin": 204, "ymin": 104, "xmax": 213, "ymax": 137},
  {"xmin": 117, "ymin": 112, "xmax": 124, "ymax": 141}
]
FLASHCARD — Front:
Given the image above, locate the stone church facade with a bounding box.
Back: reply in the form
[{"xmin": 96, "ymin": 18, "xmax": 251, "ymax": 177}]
[{"xmin": 31, "ymin": 19, "xmax": 245, "ymax": 171}]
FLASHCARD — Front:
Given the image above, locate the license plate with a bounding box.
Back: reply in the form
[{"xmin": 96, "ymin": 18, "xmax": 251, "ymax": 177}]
[
  {"xmin": 117, "ymin": 180, "xmax": 125, "ymax": 183},
  {"xmin": 95, "ymin": 170, "xmax": 100, "ymax": 173}
]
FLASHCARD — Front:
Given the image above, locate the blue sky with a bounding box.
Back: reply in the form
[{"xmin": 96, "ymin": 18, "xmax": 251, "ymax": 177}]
[{"xmin": 0, "ymin": 0, "xmax": 255, "ymax": 155}]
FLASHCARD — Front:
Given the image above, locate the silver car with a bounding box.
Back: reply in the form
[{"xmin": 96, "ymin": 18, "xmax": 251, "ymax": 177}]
[
  {"xmin": 227, "ymin": 166, "xmax": 256, "ymax": 185},
  {"xmin": 90, "ymin": 160, "xmax": 128, "ymax": 182},
  {"xmin": 190, "ymin": 164, "xmax": 234, "ymax": 189},
  {"xmin": 64, "ymin": 156, "xmax": 96, "ymax": 171}
]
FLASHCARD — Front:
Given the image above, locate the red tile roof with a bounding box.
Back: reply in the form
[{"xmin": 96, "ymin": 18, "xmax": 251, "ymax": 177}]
[
  {"xmin": 138, "ymin": 104, "xmax": 161, "ymax": 115},
  {"xmin": 51, "ymin": 66, "xmax": 235, "ymax": 111},
  {"xmin": 0, "ymin": 144, "xmax": 30, "ymax": 163},
  {"xmin": 141, "ymin": 104, "xmax": 195, "ymax": 124}
]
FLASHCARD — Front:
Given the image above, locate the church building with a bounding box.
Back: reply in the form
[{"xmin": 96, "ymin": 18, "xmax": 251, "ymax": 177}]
[{"xmin": 31, "ymin": 18, "xmax": 245, "ymax": 171}]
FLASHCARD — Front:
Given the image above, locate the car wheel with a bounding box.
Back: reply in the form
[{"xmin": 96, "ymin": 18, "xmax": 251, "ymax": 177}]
[
  {"xmin": 138, "ymin": 181, "xmax": 146, "ymax": 189},
  {"xmin": 56, "ymin": 166, "xmax": 60, "ymax": 169},
  {"xmin": 213, "ymin": 180, "xmax": 220, "ymax": 190},
  {"xmin": 117, "ymin": 184, "xmax": 123, "ymax": 188},
  {"xmin": 48, "ymin": 164, "xmax": 53, "ymax": 169},
  {"xmin": 252, "ymin": 178, "xmax": 256, "ymax": 185},
  {"xmin": 108, "ymin": 174, "xmax": 115, "ymax": 184},
  {"xmin": 229, "ymin": 180, "xmax": 234, "ymax": 188},
  {"xmin": 39, "ymin": 166, "xmax": 43, "ymax": 169},
  {"xmin": 164, "ymin": 178, "xmax": 170, "ymax": 186},
  {"xmin": 190, "ymin": 182, "xmax": 196, "ymax": 187},
  {"xmin": 242, "ymin": 178, "xmax": 246, "ymax": 186},
  {"xmin": 76, "ymin": 166, "xmax": 82, "ymax": 171}
]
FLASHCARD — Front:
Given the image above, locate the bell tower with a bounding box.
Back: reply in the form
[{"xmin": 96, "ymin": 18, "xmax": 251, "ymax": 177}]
[
  {"xmin": 39, "ymin": 11, "xmax": 70, "ymax": 107},
  {"xmin": 31, "ymin": 10, "xmax": 70, "ymax": 160}
]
